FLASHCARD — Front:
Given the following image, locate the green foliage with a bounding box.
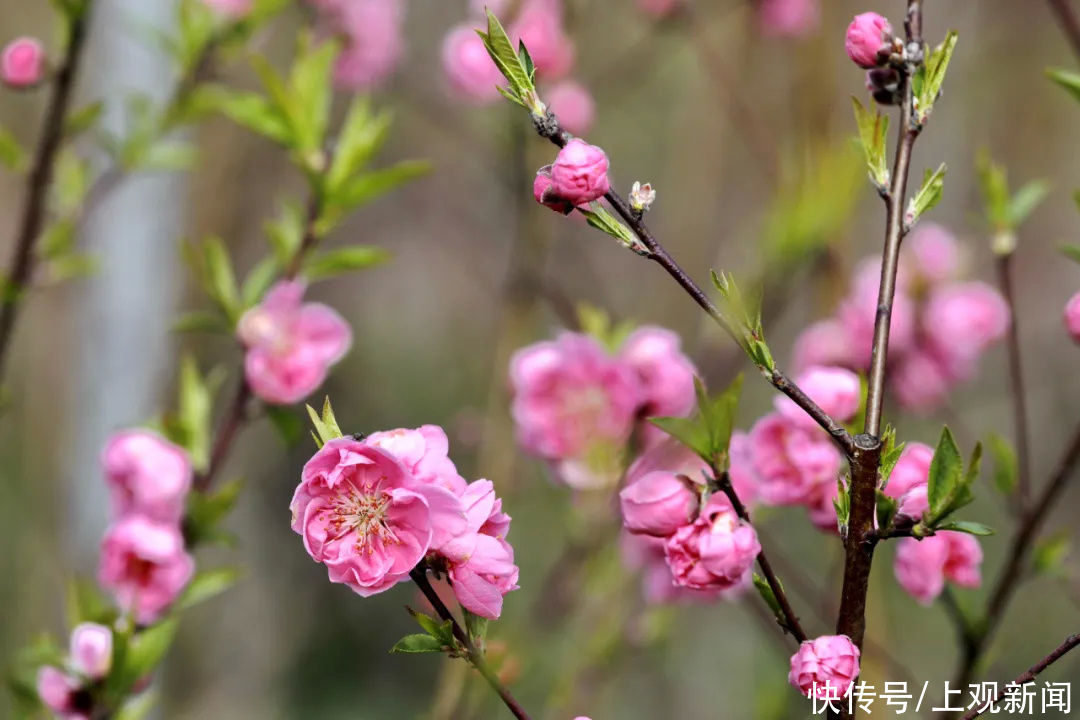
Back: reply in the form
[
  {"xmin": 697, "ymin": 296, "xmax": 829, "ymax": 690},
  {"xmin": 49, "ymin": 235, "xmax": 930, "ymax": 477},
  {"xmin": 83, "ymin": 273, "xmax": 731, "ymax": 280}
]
[
  {"xmin": 463, "ymin": 609, "xmax": 489, "ymax": 647},
  {"xmin": 1061, "ymin": 244, "xmax": 1080, "ymax": 265},
  {"xmin": 307, "ymin": 396, "xmax": 344, "ymax": 447},
  {"xmin": 187, "ymin": 236, "xmax": 242, "ymax": 322},
  {"xmin": 576, "ymin": 304, "xmax": 635, "ymax": 353},
  {"xmin": 109, "ymin": 619, "xmax": 179, "ymax": 697},
  {"xmin": 752, "ymin": 573, "xmax": 782, "ymax": 619},
  {"xmin": 1032, "ymin": 533, "xmax": 1070, "ymax": 576},
  {"xmin": 875, "ymin": 489, "xmax": 898, "ymax": 533},
  {"xmin": 6, "ymin": 634, "xmax": 64, "ymax": 716},
  {"xmin": 651, "ymin": 376, "xmax": 743, "ymax": 469},
  {"xmin": 160, "ymin": 356, "xmax": 223, "ymax": 472},
  {"xmin": 476, "ymin": 10, "xmax": 542, "ymax": 115},
  {"xmin": 1047, "ymin": 67, "xmax": 1080, "ymax": 103},
  {"xmin": 905, "ymin": 163, "xmax": 947, "ymax": 228},
  {"xmin": 834, "ymin": 476, "xmax": 851, "ymax": 533},
  {"xmin": 914, "ymin": 30, "xmax": 958, "ymax": 125},
  {"xmin": 316, "ymin": 160, "xmax": 431, "ymax": 236},
  {"xmin": 936, "ymin": 520, "xmax": 994, "ymax": 536},
  {"xmin": 177, "ymin": 567, "xmax": 241, "ymax": 610},
  {"xmin": 576, "ymin": 205, "xmax": 647, "ymax": 255},
  {"xmin": 390, "ymin": 634, "xmax": 446, "ymax": 654},
  {"xmin": 710, "ymin": 270, "xmax": 773, "ymax": 371},
  {"xmin": 851, "ymin": 97, "xmax": 890, "ymax": 188},
  {"xmin": 185, "ymin": 478, "xmax": 242, "ymax": 547},
  {"xmin": 64, "ymin": 101, "xmax": 104, "ymax": 138},
  {"xmin": 392, "ymin": 608, "xmax": 458, "ymax": 654},
  {"xmin": 986, "ymin": 432, "xmax": 1018, "ymax": 496},
  {"xmin": 67, "ymin": 577, "xmax": 117, "ymax": 627},
  {"xmin": 976, "ymin": 153, "xmax": 1049, "ymax": 255},
  {"xmin": 878, "ymin": 425, "xmax": 906, "ymax": 491},
  {"xmin": 0, "ymin": 125, "xmax": 23, "ymax": 170},
  {"xmin": 265, "ymin": 405, "xmax": 305, "ymax": 446},
  {"xmin": 922, "ymin": 427, "xmax": 980, "ymax": 529}
]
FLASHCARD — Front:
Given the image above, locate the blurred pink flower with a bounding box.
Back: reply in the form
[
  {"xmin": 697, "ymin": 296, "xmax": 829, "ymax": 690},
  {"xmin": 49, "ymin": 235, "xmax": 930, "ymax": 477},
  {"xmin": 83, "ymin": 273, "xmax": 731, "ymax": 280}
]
[
  {"xmin": 1066, "ymin": 291, "xmax": 1080, "ymax": 342},
  {"xmin": 620, "ymin": 470, "xmax": 698, "ymax": 537},
  {"xmin": 664, "ymin": 495, "xmax": 759, "ymax": 591},
  {"xmin": 239, "ymin": 280, "xmax": 352, "ymax": 405},
  {"xmin": 316, "ymin": 0, "xmax": 405, "ymax": 91},
  {"xmin": 788, "ymin": 634, "xmax": 861, "ymax": 698},
  {"xmin": 70, "ymin": 623, "xmax": 112, "ymax": 680},
  {"xmin": 98, "ymin": 515, "xmax": 194, "ymax": 624},
  {"xmin": 883, "ymin": 442, "xmax": 933, "ymax": 520},
  {"xmin": 441, "ymin": 23, "xmax": 503, "ymax": 103},
  {"xmin": 906, "ymin": 223, "xmax": 962, "ymax": 284},
  {"xmin": 546, "ymin": 80, "xmax": 595, "ymax": 136},
  {"xmin": 894, "ymin": 531, "xmax": 983, "ymax": 605},
  {"xmin": 1, "ymin": 37, "xmax": 44, "ymax": 88},
  {"xmin": 793, "ymin": 319, "xmax": 854, "ymax": 372},
  {"xmin": 290, "ymin": 438, "xmax": 464, "ymax": 596},
  {"xmin": 548, "ymin": 139, "xmax": 611, "ymax": 206},
  {"xmin": 844, "ymin": 12, "xmax": 891, "ymax": 68},
  {"xmin": 758, "ymin": 0, "xmax": 820, "ymax": 38},
  {"xmin": 838, "ymin": 259, "xmax": 916, "ymax": 366},
  {"xmin": 510, "ymin": 0, "xmax": 574, "ymax": 79},
  {"xmin": 36, "ymin": 666, "xmax": 85, "ymax": 719},
  {"xmin": 773, "ymin": 365, "xmax": 860, "ymax": 431},
  {"xmin": 889, "ymin": 348, "xmax": 952, "ymax": 413},
  {"xmin": 102, "ymin": 430, "xmax": 191, "ymax": 523},
  {"xmin": 619, "ymin": 326, "xmax": 697, "ymax": 420},
  {"xmin": 202, "ymin": 0, "xmax": 253, "ymax": 18},
  {"xmin": 749, "ymin": 412, "xmax": 841, "ymax": 507},
  {"xmin": 922, "ymin": 282, "xmax": 1010, "ymax": 379}
]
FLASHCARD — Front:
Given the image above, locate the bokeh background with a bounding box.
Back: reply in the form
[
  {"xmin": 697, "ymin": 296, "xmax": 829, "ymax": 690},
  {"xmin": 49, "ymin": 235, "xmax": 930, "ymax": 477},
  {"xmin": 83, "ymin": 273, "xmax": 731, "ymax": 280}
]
[{"xmin": 2, "ymin": 0, "xmax": 1080, "ymax": 718}]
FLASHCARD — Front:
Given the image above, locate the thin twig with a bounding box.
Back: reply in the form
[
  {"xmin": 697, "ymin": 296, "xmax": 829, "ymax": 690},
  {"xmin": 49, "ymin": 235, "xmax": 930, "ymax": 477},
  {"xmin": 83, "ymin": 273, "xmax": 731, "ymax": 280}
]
[
  {"xmin": 0, "ymin": 3, "xmax": 93, "ymax": 384},
  {"xmin": 193, "ymin": 379, "xmax": 251, "ymax": 492},
  {"xmin": 996, "ymin": 255, "xmax": 1032, "ymax": 509},
  {"xmin": 410, "ymin": 567, "xmax": 532, "ymax": 720},
  {"xmin": 959, "ymin": 634, "xmax": 1080, "ymax": 720},
  {"xmin": 1046, "ymin": 0, "xmax": 1080, "ymax": 62}
]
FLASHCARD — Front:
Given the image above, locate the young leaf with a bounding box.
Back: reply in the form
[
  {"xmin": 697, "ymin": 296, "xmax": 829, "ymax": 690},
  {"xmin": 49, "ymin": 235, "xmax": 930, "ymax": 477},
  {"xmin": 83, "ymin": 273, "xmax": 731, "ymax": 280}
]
[
  {"xmin": 463, "ymin": 609, "xmax": 489, "ymax": 645},
  {"xmin": 916, "ymin": 30, "xmax": 959, "ymax": 124},
  {"xmin": 576, "ymin": 205, "xmax": 647, "ymax": 255},
  {"xmin": 650, "ymin": 416, "xmax": 710, "ymax": 461},
  {"xmin": 306, "ymin": 397, "xmax": 344, "ymax": 445},
  {"xmin": 185, "ymin": 478, "xmax": 243, "ymax": 546},
  {"xmin": 0, "ymin": 124, "xmax": 23, "ymax": 170},
  {"xmin": 851, "ymin": 97, "xmax": 890, "ymax": 188},
  {"xmin": 1007, "ymin": 180, "xmax": 1050, "ymax": 227},
  {"xmin": 214, "ymin": 89, "xmax": 293, "ymax": 145},
  {"xmin": 241, "ymin": 256, "xmax": 280, "ymax": 307},
  {"xmin": 390, "ymin": 634, "xmax": 445, "ymax": 654},
  {"xmin": 66, "ymin": 577, "xmax": 115, "ymax": 627},
  {"xmin": 936, "ymin": 520, "xmax": 994, "ymax": 536},
  {"xmin": 1047, "ymin": 67, "xmax": 1080, "ymax": 103},
  {"xmin": 326, "ymin": 97, "xmax": 392, "ymax": 192},
  {"xmin": 288, "ymin": 37, "xmax": 338, "ymax": 153},
  {"xmin": 120, "ymin": 618, "xmax": 179, "ymax": 687},
  {"xmin": 1032, "ymin": 533, "xmax": 1070, "ymax": 575},
  {"xmin": 905, "ymin": 163, "xmax": 947, "ymax": 228},
  {"xmin": 177, "ymin": 567, "xmax": 241, "ymax": 610},
  {"xmin": 926, "ymin": 426, "xmax": 963, "ymax": 518},
  {"xmin": 1060, "ymin": 244, "xmax": 1080, "ymax": 265},
  {"xmin": 476, "ymin": 10, "xmax": 535, "ymax": 111},
  {"xmin": 64, "ymin": 100, "xmax": 103, "ymax": 137},
  {"xmin": 318, "ymin": 160, "xmax": 431, "ymax": 234},
  {"xmin": 265, "ymin": 405, "xmax": 304, "ymax": 446},
  {"xmin": 986, "ymin": 432, "xmax": 1018, "ymax": 496},
  {"xmin": 200, "ymin": 237, "xmax": 242, "ymax": 321},
  {"xmin": 752, "ymin": 573, "xmax": 783, "ymax": 617},
  {"xmin": 175, "ymin": 356, "xmax": 220, "ymax": 471},
  {"xmin": 302, "ymin": 246, "xmax": 391, "ymax": 281},
  {"xmin": 875, "ymin": 489, "xmax": 898, "ymax": 533}
]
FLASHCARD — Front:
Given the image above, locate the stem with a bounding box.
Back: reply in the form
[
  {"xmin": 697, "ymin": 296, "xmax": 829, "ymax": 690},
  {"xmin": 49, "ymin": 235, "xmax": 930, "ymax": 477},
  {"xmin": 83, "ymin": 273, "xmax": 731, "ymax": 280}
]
[
  {"xmin": 959, "ymin": 634, "xmax": 1080, "ymax": 720},
  {"xmin": 409, "ymin": 567, "xmax": 532, "ymax": 720},
  {"xmin": 711, "ymin": 469, "xmax": 807, "ymax": 643},
  {"xmin": 531, "ymin": 123, "xmax": 854, "ymax": 456},
  {"xmin": 835, "ymin": 0, "xmax": 924, "ymax": 658},
  {"xmin": 1047, "ymin": 0, "xmax": 1080, "ymax": 62},
  {"xmin": 193, "ymin": 379, "xmax": 251, "ymax": 492},
  {"xmin": 951, "ymin": 420, "xmax": 1080, "ymax": 688},
  {"xmin": 0, "ymin": 3, "xmax": 93, "ymax": 384},
  {"xmin": 996, "ymin": 255, "xmax": 1032, "ymax": 509}
]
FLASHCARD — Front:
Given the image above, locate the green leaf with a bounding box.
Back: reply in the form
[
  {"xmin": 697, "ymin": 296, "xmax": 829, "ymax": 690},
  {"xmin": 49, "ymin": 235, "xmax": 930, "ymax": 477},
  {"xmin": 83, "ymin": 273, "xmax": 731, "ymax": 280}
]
[
  {"xmin": 288, "ymin": 36, "xmax": 338, "ymax": 153},
  {"xmin": 214, "ymin": 88, "xmax": 293, "ymax": 145},
  {"xmin": 834, "ymin": 477, "xmax": 850, "ymax": 532},
  {"xmin": 851, "ymin": 97, "xmax": 890, "ymax": 188},
  {"xmin": 142, "ymin": 142, "xmax": 198, "ymax": 172},
  {"xmin": 876, "ymin": 489, "xmax": 898, "ymax": 532},
  {"xmin": 241, "ymin": 256, "xmax": 280, "ymax": 307},
  {"xmin": 409, "ymin": 609, "xmax": 455, "ymax": 645},
  {"xmin": 120, "ymin": 618, "xmax": 178, "ymax": 685},
  {"xmin": 905, "ymin": 163, "xmax": 947, "ymax": 228},
  {"xmin": 879, "ymin": 435, "xmax": 906, "ymax": 491},
  {"xmin": 463, "ymin": 609, "xmax": 488, "ymax": 645},
  {"xmin": 265, "ymin": 405, "xmax": 304, "ymax": 446},
  {"xmin": 177, "ymin": 567, "xmax": 240, "ymax": 610},
  {"xmin": 306, "ymin": 396, "xmax": 344, "ymax": 444},
  {"xmin": 916, "ymin": 30, "xmax": 958, "ymax": 124},
  {"xmin": 936, "ymin": 520, "xmax": 994, "ymax": 536},
  {"xmin": 986, "ymin": 432, "xmax": 1018, "ymax": 495},
  {"xmin": 576, "ymin": 205, "xmax": 646, "ymax": 254},
  {"xmin": 66, "ymin": 577, "xmax": 116, "ymax": 627},
  {"xmin": 927, "ymin": 426, "xmax": 963, "ymax": 517},
  {"xmin": 201, "ymin": 237, "xmax": 242, "ymax": 321},
  {"xmin": 477, "ymin": 10, "xmax": 534, "ymax": 110},
  {"xmin": 319, "ymin": 161, "xmax": 431, "ymax": 234},
  {"xmin": 651, "ymin": 416, "xmax": 711, "ymax": 460},
  {"xmin": 0, "ymin": 125, "xmax": 23, "ymax": 170},
  {"xmin": 302, "ymin": 246, "xmax": 390, "ymax": 281},
  {"xmin": 65, "ymin": 100, "xmax": 104, "ymax": 137},
  {"xmin": 390, "ymin": 634, "xmax": 445, "ymax": 654},
  {"xmin": 1007, "ymin": 180, "xmax": 1050, "ymax": 227},
  {"xmin": 266, "ymin": 202, "xmax": 306, "ymax": 267},
  {"xmin": 1032, "ymin": 533, "xmax": 1070, "ymax": 575},
  {"xmin": 326, "ymin": 97, "xmax": 392, "ymax": 193},
  {"xmin": 1048, "ymin": 67, "xmax": 1080, "ymax": 103},
  {"xmin": 976, "ymin": 151, "xmax": 1010, "ymax": 231},
  {"xmin": 174, "ymin": 356, "xmax": 220, "ymax": 471},
  {"xmin": 185, "ymin": 478, "xmax": 243, "ymax": 546},
  {"xmin": 652, "ymin": 376, "xmax": 742, "ymax": 468},
  {"xmin": 1060, "ymin": 244, "xmax": 1080, "ymax": 265},
  {"xmin": 752, "ymin": 573, "xmax": 782, "ymax": 617},
  {"xmin": 114, "ymin": 691, "xmax": 158, "ymax": 720},
  {"xmin": 172, "ymin": 311, "xmax": 231, "ymax": 334}
]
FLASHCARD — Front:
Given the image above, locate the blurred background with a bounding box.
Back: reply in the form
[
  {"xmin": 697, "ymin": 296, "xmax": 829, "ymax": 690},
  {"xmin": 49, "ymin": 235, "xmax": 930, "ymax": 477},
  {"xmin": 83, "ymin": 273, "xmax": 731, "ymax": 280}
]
[{"xmin": 2, "ymin": 0, "xmax": 1080, "ymax": 717}]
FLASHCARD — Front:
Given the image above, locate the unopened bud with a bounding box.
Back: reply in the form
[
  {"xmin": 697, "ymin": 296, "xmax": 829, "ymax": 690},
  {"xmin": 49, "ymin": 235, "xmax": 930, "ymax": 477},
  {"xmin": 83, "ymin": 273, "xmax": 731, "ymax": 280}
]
[{"xmin": 629, "ymin": 181, "xmax": 656, "ymax": 212}]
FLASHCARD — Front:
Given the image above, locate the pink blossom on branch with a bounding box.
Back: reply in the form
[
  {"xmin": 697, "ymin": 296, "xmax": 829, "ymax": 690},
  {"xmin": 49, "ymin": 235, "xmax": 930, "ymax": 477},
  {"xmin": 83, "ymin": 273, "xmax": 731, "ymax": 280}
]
[
  {"xmin": 534, "ymin": 167, "xmax": 576, "ymax": 214},
  {"xmin": 547, "ymin": 139, "xmax": 611, "ymax": 207},
  {"xmin": 98, "ymin": 515, "xmax": 194, "ymax": 624},
  {"xmin": 311, "ymin": 0, "xmax": 405, "ymax": 91},
  {"xmin": 894, "ymin": 531, "xmax": 983, "ymax": 605},
  {"xmin": 365, "ymin": 425, "xmax": 469, "ymax": 496},
  {"xmin": 773, "ymin": 365, "xmax": 860, "ymax": 432},
  {"xmin": 620, "ymin": 470, "xmax": 698, "ymax": 537},
  {"xmin": 748, "ymin": 412, "xmax": 841, "ymax": 507},
  {"xmin": 1, "ymin": 37, "xmax": 45, "ymax": 89},
  {"xmin": 844, "ymin": 12, "xmax": 892, "ymax": 68},
  {"xmin": 664, "ymin": 494, "xmax": 760, "ymax": 591},
  {"xmin": 788, "ymin": 634, "xmax": 861, "ymax": 698},
  {"xmin": 238, "ymin": 280, "xmax": 352, "ymax": 405},
  {"xmin": 70, "ymin": 623, "xmax": 113, "ymax": 680},
  {"xmin": 101, "ymin": 430, "xmax": 192, "ymax": 523},
  {"xmin": 619, "ymin": 326, "xmax": 697, "ymax": 420},
  {"xmin": 36, "ymin": 666, "xmax": 85, "ymax": 720}
]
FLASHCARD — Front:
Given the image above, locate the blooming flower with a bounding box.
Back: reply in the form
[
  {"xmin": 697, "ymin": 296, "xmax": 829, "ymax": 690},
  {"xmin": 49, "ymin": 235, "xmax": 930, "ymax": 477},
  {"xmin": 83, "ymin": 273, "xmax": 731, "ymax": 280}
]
[
  {"xmin": 70, "ymin": 623, "xmax": 113, "ymax": 680},
  {"xmin": 98, "ymin": 515, "xmax": 194, "ymax": 624},
  {"xmin": 748, "ymin": 412, "xmax": 841, "ymax": 507},
  {"xmin": 441, "ymin": 23, "xmax": 503, "ymax": 103},
  {"xmin": 534, "ymin": 167, "xmax": 577, "ymax": 214},
  {"xmin": 548, "ymin": 139, "xmax": 611, "ymax": 206},
  {"xmin": 364, "ymin": 425, "xmax": 468, "ymax": 496},
  {"xmin": 290, "ymin": 438, "xmax": 464, "ymax": 596},
  {"xmin": 619, "ymin": 327, "xmax": 697, "ymax": 420},
  {"xmin": 546, "ymin": 80, "xmax": 595, "ymax": 136},
  {"xmin": 1, "ymin": 37, "xmax": 45, "ymax": 88},
  {"xmin": 101, "ymin": 430, "xmax": 192, "ymax": 523},
  {"xmin": 620, "ymin": 470, "xmax": 698, "ymax": 537},
  {"xmin": 773, "ymin": 365, "xmax": 860, "ymax": 432},
  {"xmin": 844, "ymin": 12, "xmax": 891, "ymax": 68},
  {"xmin": 788, "ymin": 634, "xmax": 861, "ymax": 698},
  {"xmin": 238, "ymin": 280, "xmax": 352, "ymax": 405},
  {"xmin": 894, "ymin": 531, "xmax": 983, "ymax": 605},
  {"xmin": 36, "ymin": 666, "xmax": 86, "ymax": 720},
  {"xmin": 664, "ymin": 495, "xmax": 759, "ymax": 591},
  {"xmin": 1065, "ymin": 291, "xmax": 1080, "ymax": 343}
]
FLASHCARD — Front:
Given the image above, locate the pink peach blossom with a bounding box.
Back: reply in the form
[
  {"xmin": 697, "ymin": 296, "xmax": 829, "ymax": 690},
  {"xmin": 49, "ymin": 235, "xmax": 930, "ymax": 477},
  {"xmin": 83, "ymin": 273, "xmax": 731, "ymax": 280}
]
[
  {"xmin": 546, "ymin": 80, "xmax": 595, "ymax": 136},
  {"xmin": 98, "ymin": 516, "xmax": 194, "ymax": 624},
  {"xmin": 1, "ymin": 37, "xmax": 45, "ymax": 88},
  {"xmin": 793, "ymin": 319, "xmax": 854, "ymax": 373},
  {"xmin": 101, "ymin": 430, "xmax": 192, "ymax": 523},
  {"xmin": 619, "ymin": 326, "xmax": 697, "ymax": 420},
  {"xmin": 202, "ymin": 0, "xmax": 253, "ymax": 17},
  {"xmin": 548, "ymin": 139, "xmax": 611, "ymax": 206},
  {"xmin": 758, "ymin": 0, "xmax": 820, "ymax": 38},
  {"xmin": 749, "ymin": 412, "xmax": 841, "ymax": 507},
  {"xmin": 894, "ymin": 531, "xmax": 983, "ymax": 604},
  {"xmin": 806, "ymin": 481, "xmax": 840, "ymax": 533},
  {"xmin": 774, "ymin": 365, "xmax": 860, "ymax": 431},
  {"xmin": 509, "ymin": 0, "xmax": 574, "ymax": 79},
  {"xmin": 36, "ymin": 666, "xmax": 84, "ymax": 719},
  {"xmin": 1065, "ymin": 291, "xmax": 1080, "ymax": 343},
  {"xmin": 838, "ymin": 259, "xmax": 916, "ymax": 366},
  {"xmin": 321, "ymin": 0, "xmax": 404, "ymax": 91},
  {"xmin": 441, "ymin": 23, "xmax": 503, "ymax": 103},
  {"xmin": 239, "ymin": 280, "xmax": 352, "ymax": 405},
  {"xmin": 664, "ymin": 495, "xmax": 759, "ymax": 591},
  {"xmin": 533, "ymin": 167, "xmax": 576, "ymax": 214},
  {"xmin": 884, "ymin": 442, "xmax": 933, "ymax": 498},
  {"xmin": 290, "ymin": 438, "xmax": 464, "ymax": 596},
  {"xmin": 788, "ymin": 634, "xmax": 861, "ymax": 698},
  {"xmin": 942, "ymin": 532, "xmax": 983, "ymax": 589},
  {"xmin": 895, "ymin": 484, "xmax": 929, "ymax": 521},
  {"xmin": 889, "ymin": 349, "xmax": 952, "ymax": 413},
  {"xmin": 70, "ymin": 623, "xmax": 113, "ymax": 680},
  {"xmin": 906, "ymin": 223, "xmax": 962, "ymax": 284},
  {"xmin": 922, "ymin": 282, "xmax": 1009, "ymax": 377},
  {"xmin": 364, "ymin": 426, "xmax": 468, "ymax": 496},
  {"xmin": 620, "ymin": 470, "xmax": 697, "ymax": 537},
  {"xmin": 844, "ymin": 12, "xmax": 891, "ymax": 68}
]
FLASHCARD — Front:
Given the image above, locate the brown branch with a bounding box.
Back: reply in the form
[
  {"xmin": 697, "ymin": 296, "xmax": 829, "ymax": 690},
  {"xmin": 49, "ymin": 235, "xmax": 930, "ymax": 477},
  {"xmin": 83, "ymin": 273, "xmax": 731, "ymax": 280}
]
[
  {"xmin": 410, "ymin": 567, "xmax": 532, "ymax": 720},
  {"xmin": 959, "ymin": 633, "xmax": 1080, "ymax": 720},
  {"xmin": 996, "ymin": 255, "xmax": 1032, "ymax": 509},
  {"xmin": 1047, "ymin": 0, "xmax": 1080, "ymax": 63},
  {"xmin": 193, "ymin": 378, "xmax": 251, "ymax": 492},
  {"xmin": 0, "ymin": 3, "xmax": 93, "ymax": 384}
]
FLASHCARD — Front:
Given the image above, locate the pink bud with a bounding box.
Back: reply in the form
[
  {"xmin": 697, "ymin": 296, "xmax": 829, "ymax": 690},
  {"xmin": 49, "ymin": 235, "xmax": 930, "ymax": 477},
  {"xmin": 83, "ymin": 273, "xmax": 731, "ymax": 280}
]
[
  {"xmin": 620, "ymin": 471, "xmax": 697, "ymax": 537},
  {"xmin": 788, "ymin": 635, "xmax": 861, "ymax": 699},
  {"xmin": 201, "ymin": 0, "xmax": 253, "ymax": 17},
  {"xmin": 70, "ymin": 623, "xmax": 113, "ymax": 680},
  {"xmin": 102, "ymin": 430, "xmax": 192, "ymax": 523},
  {"xmin": 1064, "ymin": 291, "xmax": 1080, "ymax": 343},
  {"xmin": 758, "ymin": 0, "xmax": 821, "ymax": 38},
  {"xmin": 844, "ymin": 12, "xmax": 891, "ymax": 68},
  {"xmin": 664, "ymin": 495, "xmax": 759, "ymax": 590},
  {"xmin": 2, "ymin": 37, "xmax": 45, "ymax": 89},
  {"xmin": 549, "ymin": 139, "xmax": 610, "ymax": 206},
  {"xmin": 441, "ymin": 23, "xmax": 503, "ymax": 103},
  {"xmin": 546, "ymin": 80, "xmax": 595, "ymax": 136},
  {"xmin": 533, "ymin": 167, "xmax": 575, "ymax": 214},
  {"xmin": 884, "ymin": 442, "xmax": 932, "ymax": 498},
  {"xmin": 98, "ymin": 515, "xmax": 194, "ymax": 624},
  {"xmin": 774, "ymin": 365, "xmax": 860, "ymax": 430},
  {"xmin": 36, "ymin": 666, "xmax": 78, "ymax": 714},
  {"xmin": 894, "ymin": 531, "xmax": 982, "ymax": 604},
  {"xmin": 895, "ymin": 484, "xmax": 928, "ymax": 520}
]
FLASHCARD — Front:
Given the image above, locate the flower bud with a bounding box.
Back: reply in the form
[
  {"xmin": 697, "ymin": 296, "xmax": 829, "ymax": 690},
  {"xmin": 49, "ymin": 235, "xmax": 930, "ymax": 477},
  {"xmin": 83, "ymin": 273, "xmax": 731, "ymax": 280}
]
[
  {"xmin": 36, "ymin": 666, "xmax": 77, "ymax": 714},
  {"xmin": 70, "ymin": 623, "xmax": 113, "ymax": 680},
  {"xmin": 845, "ymin": 12, "xmax": 892, "ymax": 68},
  {"xmin": 1065, "ymin": 291, "xmax": 1080, "ymax": 343},
  {"xmin": 865, "ymin": 66, "xmax": 901, "ymax": 105},
  {"xmin": 629, "ymin": 181, "xmax": 656, "ymax": 213},
  {"xmin": 664, "ymin": 495, "xmax": 759, "ymax": 590},
  {"xmin": 2, "ymin": 37, "xmax": 45, "ymax": 89},
  {"xmin": 549, "ymin": 139, "xmax": 610, "ymax": 206},
  {"xmin": 620, "ymin": 471, "xmax": 697, "ymax": 537},
  {"xmin": 788, "ymin": 635, "xmax": 861, "ymax": 698},
  {"xmin": 533, "ymin": 167, "xmax": 575, "ymax": 214}
]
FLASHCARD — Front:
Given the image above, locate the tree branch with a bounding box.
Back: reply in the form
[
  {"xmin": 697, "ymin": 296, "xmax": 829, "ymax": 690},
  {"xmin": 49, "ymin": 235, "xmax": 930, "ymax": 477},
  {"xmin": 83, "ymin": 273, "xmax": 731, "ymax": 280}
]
[
  {"xmin": 1047, "ymin": 0, "xmax": 1080, "ymax": 63},
  {"xmin": 959, "ymin": 633, "xmax": 1080, "ymax": 720},
  {"xmin": 410, "ymin": 567, "xmax": 532, "ymax": 720},
  {"xmin": 0, "ymin": 3, "xmax": 93, "ymax": 384},
  {"xmin": 997, "ymin": 256, "xmax": 1032, "ymax": 509}
]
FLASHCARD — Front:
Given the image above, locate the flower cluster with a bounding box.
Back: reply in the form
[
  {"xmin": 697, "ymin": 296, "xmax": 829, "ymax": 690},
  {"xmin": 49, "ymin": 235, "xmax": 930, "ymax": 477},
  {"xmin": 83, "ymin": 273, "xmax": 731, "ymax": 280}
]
[
  {"xmin": 510, "ymin": 327, "xmax": 696, "ymax": 489},
  {"xmin": 237, "ymin": 280, "xmax": 352, "ymax": 406},
  {"xmin": 290, "ymin": 426, "xmax": 520, "ymax": 618},
  {"xmin": 440, "ymin": 0, "xmax": 596, "ymax": 134},
  {"xmin": 98, "ymin": 431, "xmax": 195, "ymax": 624},
  {"xmin": 36, "ymin": 624, "xmax": 113, "ymax": 720},
  {"xmin": 788, "ymin": 634, "xmax": 861, "ymax": 699},
  {"xmin": 1, "ymin": 36, "xmax": 45, "ymax": 89},
  {"xmin": 794, "ymin": 224, "xmax": 1009, "ymax": 413}
]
